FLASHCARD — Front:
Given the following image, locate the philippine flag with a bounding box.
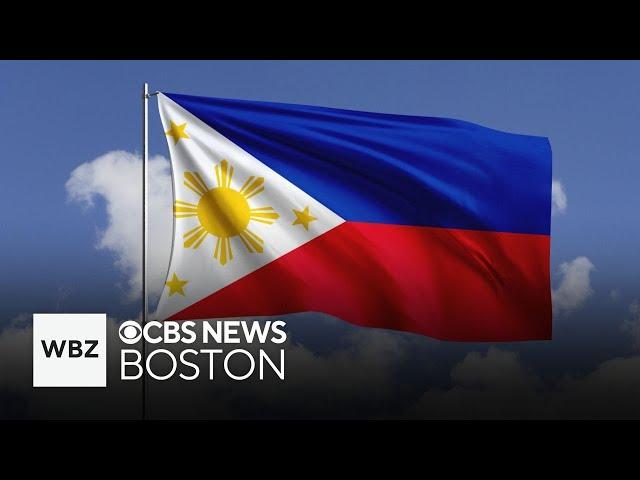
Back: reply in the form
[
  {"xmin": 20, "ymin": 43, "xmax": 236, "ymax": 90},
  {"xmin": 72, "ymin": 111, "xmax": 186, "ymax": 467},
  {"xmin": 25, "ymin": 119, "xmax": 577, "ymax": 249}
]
[{"xmin": 155, "ymin": 93, "xmax": 552, "ymax": 341}]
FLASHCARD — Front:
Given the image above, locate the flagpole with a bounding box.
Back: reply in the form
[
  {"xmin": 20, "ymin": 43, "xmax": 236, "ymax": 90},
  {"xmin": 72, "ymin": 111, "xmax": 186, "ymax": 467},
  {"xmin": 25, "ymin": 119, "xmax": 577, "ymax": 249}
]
[{"xmin": 142, "ymin": 82, "xmax": 149, "ymax": 421}]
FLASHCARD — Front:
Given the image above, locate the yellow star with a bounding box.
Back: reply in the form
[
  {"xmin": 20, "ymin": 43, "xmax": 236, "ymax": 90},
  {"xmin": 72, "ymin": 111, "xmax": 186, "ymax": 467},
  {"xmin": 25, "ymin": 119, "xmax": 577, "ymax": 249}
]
[
  {"xmin": 292, "ymin": 206, "xmax": 317, "ymax": 231},
  {"xmin": 165, "ymin": 121, "xmax": 190, "ymax": 144},
  {"xmin": 165, "ymin": 273, "xmax": 188, "ymax": 296}
]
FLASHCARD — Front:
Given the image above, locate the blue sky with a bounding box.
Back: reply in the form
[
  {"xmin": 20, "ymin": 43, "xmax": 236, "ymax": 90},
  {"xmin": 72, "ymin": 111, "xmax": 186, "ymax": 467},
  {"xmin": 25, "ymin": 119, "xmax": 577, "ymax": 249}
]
[
  {"xmin": 1, "ymin": 61, "xmax": 640, "ymax": 418},
  {"xmin": 2, "ymin": 61, "xmax": 638, "ymax": 317}
]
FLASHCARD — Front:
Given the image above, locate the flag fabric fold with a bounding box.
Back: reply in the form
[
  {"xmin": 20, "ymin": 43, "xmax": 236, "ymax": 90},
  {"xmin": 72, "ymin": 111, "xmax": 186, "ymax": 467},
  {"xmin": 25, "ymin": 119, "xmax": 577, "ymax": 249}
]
[{"xmin": 155, "ymin": 92, "xmax": 552, "ymax": 341}]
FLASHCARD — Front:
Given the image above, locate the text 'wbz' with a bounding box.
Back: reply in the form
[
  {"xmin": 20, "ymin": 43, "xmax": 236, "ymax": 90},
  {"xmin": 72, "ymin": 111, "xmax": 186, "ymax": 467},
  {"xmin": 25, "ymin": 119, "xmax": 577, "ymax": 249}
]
[{"xmin": 119, "ymin": 320, "xmax": 287, "ymax": 382}]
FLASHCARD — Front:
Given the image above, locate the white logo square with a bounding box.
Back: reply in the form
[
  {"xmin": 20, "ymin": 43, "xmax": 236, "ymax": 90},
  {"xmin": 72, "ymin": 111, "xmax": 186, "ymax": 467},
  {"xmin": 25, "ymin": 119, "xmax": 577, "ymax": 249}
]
[{"xmin": 33, "ymin": 313, "xmax": 107, "ymax": 387}]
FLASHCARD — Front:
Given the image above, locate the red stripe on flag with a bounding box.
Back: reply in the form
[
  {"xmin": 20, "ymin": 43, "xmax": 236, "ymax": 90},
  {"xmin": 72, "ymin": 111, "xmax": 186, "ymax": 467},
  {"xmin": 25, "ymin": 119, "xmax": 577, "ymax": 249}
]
[{"xmin": 169, "ymin": 222, "xmax": 551, "ymax": 341}]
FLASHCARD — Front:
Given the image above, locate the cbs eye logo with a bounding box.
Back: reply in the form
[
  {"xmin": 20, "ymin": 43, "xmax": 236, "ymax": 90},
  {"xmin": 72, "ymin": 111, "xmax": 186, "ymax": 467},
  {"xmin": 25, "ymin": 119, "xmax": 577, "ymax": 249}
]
[{"xmin": 119, "ymin": 321, "xmax": 142, "ymax": 344}]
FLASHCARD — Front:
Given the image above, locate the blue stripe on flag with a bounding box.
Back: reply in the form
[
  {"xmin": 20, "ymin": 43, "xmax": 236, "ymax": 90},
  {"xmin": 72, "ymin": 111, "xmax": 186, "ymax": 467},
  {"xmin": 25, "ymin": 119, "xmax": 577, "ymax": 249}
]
[{"xmin": 167, "ymin": 93, "xmax": 552, "ymax": 235}]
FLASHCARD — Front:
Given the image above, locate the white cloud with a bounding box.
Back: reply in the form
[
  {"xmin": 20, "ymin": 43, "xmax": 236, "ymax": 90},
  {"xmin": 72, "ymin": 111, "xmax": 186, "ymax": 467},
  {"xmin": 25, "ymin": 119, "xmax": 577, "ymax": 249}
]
[
  {"xmin": 409, "ymin": 347, "xmax": 640, "ymax": 419},
  {"xmin": 146, "ymin": 317, "xmax": 419, "ymax": 419},
  {"xmin": 66, "ymin": 151, "xmax": 173, "ymax": 306},
  {"xmin": 622, "ymin": 300, "xmax": 640, "ymax": 351},
  {"xmin": 551, "ymin": 179, "xmax": 567, "ymax": 216},
  {"xmin": 451, "ymin": 347, "xmax": 540, "ymax": 391},
  {"xmin": 254, "ymin": 327, "xmax": 414, "ymax": 416},
  {"xmin": 407, "ymin": 347, "xmax": 542, "ymax": 419},
  {"xmin": 553, "ymin": 356, "xmax": 640, "ymax": 418},
  {"xmin": 552, "ymin": 256, "xmax": 595, "ymax": 316}
]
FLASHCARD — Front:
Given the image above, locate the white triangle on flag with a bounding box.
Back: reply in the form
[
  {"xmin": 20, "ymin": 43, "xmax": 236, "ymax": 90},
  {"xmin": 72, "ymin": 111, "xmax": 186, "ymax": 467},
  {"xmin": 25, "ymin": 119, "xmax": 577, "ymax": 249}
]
[{"xmin": 155, "ymin": 93, "xmax": 345, "ymax": 320}]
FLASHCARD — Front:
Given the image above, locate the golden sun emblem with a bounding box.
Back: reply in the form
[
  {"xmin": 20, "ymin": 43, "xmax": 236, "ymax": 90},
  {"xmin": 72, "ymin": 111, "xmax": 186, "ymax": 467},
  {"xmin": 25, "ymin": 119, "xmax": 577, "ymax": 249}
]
[{"xmin": 173, "ymin": 159, "xmax": 279, "ymax": 266}]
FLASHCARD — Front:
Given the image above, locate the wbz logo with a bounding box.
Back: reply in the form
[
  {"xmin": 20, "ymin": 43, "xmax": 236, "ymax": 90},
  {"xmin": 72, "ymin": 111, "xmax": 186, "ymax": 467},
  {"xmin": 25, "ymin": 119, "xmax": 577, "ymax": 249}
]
[
  {"xmin": 33, "ymin": 314, "xmax": 106, "ymax": 387},
  {"xmin": 41, "ymin": 339, "xmax": 99, "ymax": 358}
]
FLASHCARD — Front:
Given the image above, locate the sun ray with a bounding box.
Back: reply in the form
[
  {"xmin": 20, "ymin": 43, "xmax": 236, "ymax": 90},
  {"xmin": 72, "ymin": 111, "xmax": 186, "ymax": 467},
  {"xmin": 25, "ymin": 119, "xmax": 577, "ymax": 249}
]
[
  {"xmin": 173, "ymin": 200, "xmax": 198, "ymax": 218},
  {"xmin": 175, "ymin": 200, "xmax": 198, "ymax": 207},
  {"xmin": 240, "ymin": 176, "xmax": 255, "ymax": 193},
  {"xmin": 213, "ymin": 237, "xmax": 233, "ymax": 265},
  {"xmin": 245, "ymin": 187, "xmax": 264, "ymax": 199},
  {"xmin": 184, "ymin": 172, "xmax": 209, "ymax": 196},
  {"xmin": 183, "ymin": 225, "xmax": 208, "ymax": 249},
  {"xmin": 250, "ymin": 207, "xmax": 280, "ymax": 224},
  {"xmin": 193, "ymin": 172, "xmax": 208, "ymax": 191},
  {"xmin": 239, "ymin": 228, "xmax": 264, "ymax": 253},
  {"xmin": 237, "ymin": 234, "xmax": 252, "ymax": 253},
  {"xmin": 183, "ymin": 225, "xmax": 202, "ymax": 237},
  {"xmin": 192, "ymin": 230, "xmax": 208, "ymax": 249},
  {"xmin": 240, "ymin": 177, "xmax": 265, "ymax": 198},
  {"xmin": 215, "ymin": 159, "xmax": 234, "ymax": 188}
]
